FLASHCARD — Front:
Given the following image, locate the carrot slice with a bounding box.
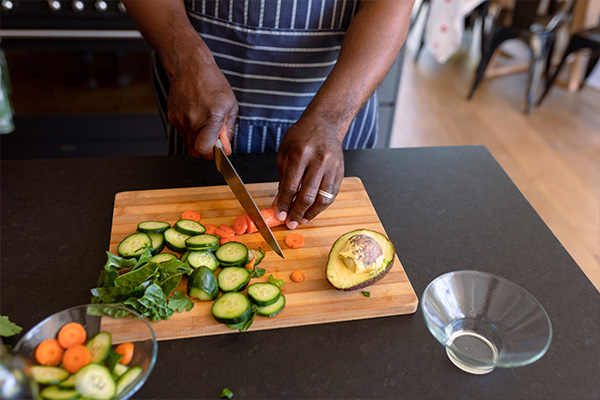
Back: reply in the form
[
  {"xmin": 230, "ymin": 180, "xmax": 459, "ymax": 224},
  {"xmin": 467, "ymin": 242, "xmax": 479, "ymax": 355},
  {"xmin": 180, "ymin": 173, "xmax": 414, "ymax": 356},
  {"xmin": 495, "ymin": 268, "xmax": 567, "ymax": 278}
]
[
  {"xmin": 290, "ymin": 269, "xmax": 305, "ymax": 283},
  {"xmin": 245, "ymin": 256, "xmax": 256, "ymax": 271},
  {"xmin": 233, "ymin": 215, "xmax": 248, "ymax": 235},
  {"xmin": 204, "ymin": 224, "xmax": 218, "ymax": 235},
  {"xmin": 57, "ymin": 322, "xmax": 87, "ymax": 349},
  {"xmin": 181, "ymin": 210, "xmax": 201, "ymax": 221},
  {"xmin": 244, "ymin": 214, "xmax": 258, "ymax": 234},
  {"xmin": 35, "ymin": 339, "xmax": 64, "ymax": 366},
  {"xmin": 260, "ymin": 206, "xmax": 285, "ymax": 228},
  {"xmin": 220, "ymin": 235, "xmax": 240, "ymax": 245},
  {"xmin": 115, "ymin": 342, "xmax": 135, "ymax": 365},
  {"xmin": 62, "ymin": 344, "xmax": 91, "ymax": 373},
  {"xmin": 215, "ymin": 225, "xmax": 235, "ymax": 238},
  {"xmin": 285, "ymin": 233, "xmax": 305, "ymax": 249}
]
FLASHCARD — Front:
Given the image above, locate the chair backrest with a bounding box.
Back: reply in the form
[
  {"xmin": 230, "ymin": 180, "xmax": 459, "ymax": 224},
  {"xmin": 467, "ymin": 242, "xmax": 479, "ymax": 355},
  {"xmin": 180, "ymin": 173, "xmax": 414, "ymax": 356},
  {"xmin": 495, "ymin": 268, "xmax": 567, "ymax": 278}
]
[{"xmin": 511, "ymin": 0, "xmax": 542, "ymax": 29}]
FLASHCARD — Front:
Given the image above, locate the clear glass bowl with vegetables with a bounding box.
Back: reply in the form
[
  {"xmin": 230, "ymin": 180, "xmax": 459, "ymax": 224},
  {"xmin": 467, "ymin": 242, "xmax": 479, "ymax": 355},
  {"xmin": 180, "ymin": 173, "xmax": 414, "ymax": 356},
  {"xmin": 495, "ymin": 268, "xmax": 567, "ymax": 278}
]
[{"xmin": 14, "ymin": 304, "xmax": 157, "ymax": 400}]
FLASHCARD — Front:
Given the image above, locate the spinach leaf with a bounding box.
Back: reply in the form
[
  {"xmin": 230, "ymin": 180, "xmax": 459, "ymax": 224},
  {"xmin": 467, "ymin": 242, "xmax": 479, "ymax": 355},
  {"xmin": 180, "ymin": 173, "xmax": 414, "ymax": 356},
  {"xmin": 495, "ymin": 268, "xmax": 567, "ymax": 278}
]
[
  {"xmin": 250, "ymin": 266, "xmax": 266, "ymax": 279},
  {"xmin": 268, "ymin": 274, "xmax": 284, "ymax": 288},
  {"xmin": 361, "ymin": 291, "xmax": 371, "ymax": 298},
  {"xmin": 0, "ymin": 316, "xmax": 22, "ymax": 337},
  {"xmin": 159, "ymin": 273, "xmax": 184, "ymax": 296},
  {"xmin": 228, "ymin": 304, "xmax": 258, "ymax": 332},
  {"xmin": 115, "ymin": 262, "xmax": 158, "ymax": 288},
  {"xmin": 103, "ymin": 348, "xmax": 123, "ymax": 372},
  {"xmin": 168, "ymin": 291, "xmax": 194, "ymax": 313},
  {"xmin": 220, "ymin": 388, "xmax": 234, "ymax": 399}
]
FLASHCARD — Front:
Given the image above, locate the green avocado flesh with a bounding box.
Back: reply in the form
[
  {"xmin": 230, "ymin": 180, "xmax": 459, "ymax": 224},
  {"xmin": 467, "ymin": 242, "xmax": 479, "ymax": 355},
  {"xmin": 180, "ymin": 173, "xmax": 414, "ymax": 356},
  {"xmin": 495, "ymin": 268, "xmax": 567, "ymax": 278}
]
[{"xmin": 326, "ymin": 229, "xmax": 395, "ymax": 291}]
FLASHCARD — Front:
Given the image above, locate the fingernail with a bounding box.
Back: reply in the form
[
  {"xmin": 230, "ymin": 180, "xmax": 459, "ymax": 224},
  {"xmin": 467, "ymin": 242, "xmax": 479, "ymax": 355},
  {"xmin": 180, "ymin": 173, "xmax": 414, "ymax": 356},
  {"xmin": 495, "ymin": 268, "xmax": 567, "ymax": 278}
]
[
  {"xmin": 277, "ymin": 211, "xmax": 287, "ymax": 221},
  {"xmin": 300, "ymin": 218, "xmax": 308, "ymax": 225},
  {"xmin": 287, "ymin": 220, "xmax": 298, "ymax": 230}
]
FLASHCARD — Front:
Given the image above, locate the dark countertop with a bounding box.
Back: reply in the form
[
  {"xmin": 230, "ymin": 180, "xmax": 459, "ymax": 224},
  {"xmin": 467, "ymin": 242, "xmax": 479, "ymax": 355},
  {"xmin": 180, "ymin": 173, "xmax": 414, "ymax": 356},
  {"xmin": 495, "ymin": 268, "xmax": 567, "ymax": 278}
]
[{"xmin": 2, "ymin": 146, "xmax": 598, "ymax": 399}]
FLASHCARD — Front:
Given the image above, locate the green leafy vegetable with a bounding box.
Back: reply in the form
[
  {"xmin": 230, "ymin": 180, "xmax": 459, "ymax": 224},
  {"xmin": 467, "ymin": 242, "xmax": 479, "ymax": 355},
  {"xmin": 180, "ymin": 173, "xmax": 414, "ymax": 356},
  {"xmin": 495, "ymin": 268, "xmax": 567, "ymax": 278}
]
[
  {"xmin": 227, "ymin": 304, "xmax": 258, "ymax": 332},
  {"xmin": 168, "ymin": 291, "xmax": 194, "ymax": 313},
  {"xmin": 0, "ymin": 316, "xmax": 22, "ymax": 337},
  {"xmin": 103, "ymin": 348, "xmax": 123, "ymax": 372},
  {"xmin": 220, "ymin": 388, "xmax": 234, "ymax": 399},
  {"xmin": 361, "ymin": 291, "xmax": 371, "ymax": 297},
  {"xmin": 268, "ymin": 274, "xmax": 284, "ymax": 288},
  {"xmin": 250, "ymin": 266, "xmax": 266, "ymax": 279}
]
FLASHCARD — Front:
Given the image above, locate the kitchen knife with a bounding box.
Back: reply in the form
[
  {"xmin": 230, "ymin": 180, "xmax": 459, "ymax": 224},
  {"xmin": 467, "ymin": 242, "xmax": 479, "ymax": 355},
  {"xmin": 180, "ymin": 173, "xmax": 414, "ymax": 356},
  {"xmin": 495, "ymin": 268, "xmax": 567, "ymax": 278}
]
[{"xmin": 214, "ymin": 139, "xmax": 285, "ymax": 259}]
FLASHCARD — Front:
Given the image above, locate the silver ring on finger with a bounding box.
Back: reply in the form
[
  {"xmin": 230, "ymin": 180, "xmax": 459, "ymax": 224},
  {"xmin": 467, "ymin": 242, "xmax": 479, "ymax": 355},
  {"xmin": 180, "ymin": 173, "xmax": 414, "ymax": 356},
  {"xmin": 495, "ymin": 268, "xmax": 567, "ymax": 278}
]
[{"xmin": 317, "ymin": 189, "xmax": 335, "ymax": 200}]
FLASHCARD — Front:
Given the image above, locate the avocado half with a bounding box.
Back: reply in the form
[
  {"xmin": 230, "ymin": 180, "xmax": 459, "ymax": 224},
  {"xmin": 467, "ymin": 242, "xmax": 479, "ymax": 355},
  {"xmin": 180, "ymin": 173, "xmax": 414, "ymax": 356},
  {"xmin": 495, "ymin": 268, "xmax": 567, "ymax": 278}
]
[{"xmin": 326, "ymin": 229, "xmax": 395, "ymax": 291}]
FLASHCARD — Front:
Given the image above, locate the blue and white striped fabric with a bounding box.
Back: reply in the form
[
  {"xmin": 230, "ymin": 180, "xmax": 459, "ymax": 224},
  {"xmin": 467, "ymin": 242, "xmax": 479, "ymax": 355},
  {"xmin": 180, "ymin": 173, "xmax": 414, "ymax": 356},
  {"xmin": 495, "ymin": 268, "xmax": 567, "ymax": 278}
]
[{"xmin": 152, "ymin": 0, "xmax": 378, "ymax": 155}]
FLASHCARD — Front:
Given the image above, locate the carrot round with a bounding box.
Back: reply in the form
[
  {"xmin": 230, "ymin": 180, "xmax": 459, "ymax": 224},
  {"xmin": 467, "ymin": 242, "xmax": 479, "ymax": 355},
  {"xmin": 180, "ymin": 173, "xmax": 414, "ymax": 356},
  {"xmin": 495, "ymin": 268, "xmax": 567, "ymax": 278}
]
[
  {"xmin": 115, "ymin": 342, "xmax": 135, "ymax": 365},
  {"xmin": 35, "ymin": 339, "xmax": 64, "ymax": 366},
  {"xmin": 204, "ymin": 224, "xmax": 218, "ymax": 235},
  {"xmin": 233, "ymin": 215, "xmax": 248, "ymax": 235},
  {"xmin": 57, "ymin": 322, "xmax": 87, "ymax": 349},
  {"xmin": 290, "ymin": 269, "xmax": 305, "ymax": 283},
  {"xmin": 285, "ymin": 233, "xmax": 305, "ymax": 249},
  {"xmin": 220, "ymin": 235, "xmax": 240, "ymax": 245},
  {"xmin": 215, "ymin": 225, "xmax": 235, "ymax": 238},
  {"xmin": 181, "ymin": 210, "xmax": 201, "ymax": 221},
  {"xmin": 62, "ymin": 344, "xmax": 91, "ymax": 373}
]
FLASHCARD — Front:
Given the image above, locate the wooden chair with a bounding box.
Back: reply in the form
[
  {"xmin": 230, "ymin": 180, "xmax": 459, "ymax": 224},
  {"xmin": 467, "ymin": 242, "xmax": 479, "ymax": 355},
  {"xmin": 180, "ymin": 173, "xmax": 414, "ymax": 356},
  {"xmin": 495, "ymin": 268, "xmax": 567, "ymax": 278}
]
[
  {"xmin": 537, "ymin": 25, "xmax": 600, "ymax": 105},
  {"xmin": 467, "ymin": 0, "xmax": 574, "ymax": 113}
]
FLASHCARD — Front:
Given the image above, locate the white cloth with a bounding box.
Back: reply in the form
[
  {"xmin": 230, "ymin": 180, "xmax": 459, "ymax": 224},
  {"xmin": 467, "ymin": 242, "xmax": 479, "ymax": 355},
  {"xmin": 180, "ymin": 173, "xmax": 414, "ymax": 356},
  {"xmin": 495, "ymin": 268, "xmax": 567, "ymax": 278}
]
[{"xmin": 425, "ymin": 0, "xmax": 486, "ymax": 63}]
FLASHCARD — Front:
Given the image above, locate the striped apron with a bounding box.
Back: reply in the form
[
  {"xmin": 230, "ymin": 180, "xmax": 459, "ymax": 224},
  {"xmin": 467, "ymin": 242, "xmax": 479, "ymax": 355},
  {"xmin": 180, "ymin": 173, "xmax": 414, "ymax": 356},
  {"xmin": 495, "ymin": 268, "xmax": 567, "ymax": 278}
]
[{"xmin": 151, "ymin": 0, "xmax": 379, "ymax": 155}]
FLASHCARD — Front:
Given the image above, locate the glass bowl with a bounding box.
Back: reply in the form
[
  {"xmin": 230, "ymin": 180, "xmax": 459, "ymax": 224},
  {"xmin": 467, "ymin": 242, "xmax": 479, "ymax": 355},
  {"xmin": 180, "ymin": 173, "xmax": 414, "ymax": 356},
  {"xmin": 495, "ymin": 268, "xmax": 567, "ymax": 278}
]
[
  {"xmin": 422, "ymin": 270, "xmax": 552, "ymax": 375},
  {"xmin": 14, "ymin": 304, "xmax": 157, "ymax": 399}
]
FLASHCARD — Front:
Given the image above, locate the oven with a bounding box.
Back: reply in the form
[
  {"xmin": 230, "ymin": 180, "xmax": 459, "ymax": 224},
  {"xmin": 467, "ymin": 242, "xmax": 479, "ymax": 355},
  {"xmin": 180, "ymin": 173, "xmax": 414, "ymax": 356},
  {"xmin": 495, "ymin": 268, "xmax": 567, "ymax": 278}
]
[{"xmin": 0, "ymin": 0, "xmax": 167, "ymax": 159}]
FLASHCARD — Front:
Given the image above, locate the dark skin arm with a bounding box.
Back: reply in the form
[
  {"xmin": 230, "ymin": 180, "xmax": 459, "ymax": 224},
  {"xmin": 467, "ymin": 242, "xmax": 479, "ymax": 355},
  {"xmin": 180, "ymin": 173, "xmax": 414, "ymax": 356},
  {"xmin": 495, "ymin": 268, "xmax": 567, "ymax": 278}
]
[{"xmin": 274, "ymin": 0, "xmax": 414, "ymax": 229}]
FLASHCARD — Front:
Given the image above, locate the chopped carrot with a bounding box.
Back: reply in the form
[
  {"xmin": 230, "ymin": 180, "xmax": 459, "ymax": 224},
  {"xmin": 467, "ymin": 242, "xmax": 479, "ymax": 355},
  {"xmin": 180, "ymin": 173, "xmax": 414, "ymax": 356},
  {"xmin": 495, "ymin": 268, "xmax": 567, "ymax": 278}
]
[
  {"xmin": 57, "ymin": 322, "xmax": 87, "ymax": 349},
  {"xmin": 220, "ymin": 235, "xmax": 240, "ymax": 245},
  {"xmin": 290, "ymin": 269, "xmax": 305, "ymax": 283},
  {"xmin": 285, "ymin": 233, "xmax": 305, "ymax": 249},
  {"xmin": 233, "ymin": 215, "xmax": 248, "ymax": 235},
  {"xmin": 215, "ymin": 225, "xmax": 235, "ymax": 238},
  {"xmin": 245, "ymin": 256, "xmax": 256, "ymax": 271},
  {"xmin": 260, "ymin": 206, "xmax": 285, "ymax": 228},
  {"xmin": 62, "ymin": 344, "xmax": 91, "ymax": 373},
  {"xmin": 115, "ymin": 342, "xmax": 135, "ymax": 365},
  {"xmin": 181, "ymin": 210, "xmax": 201, "ymax": 221},
  {"xmin": 204, "ymin": 224, "xmax": 218, "ymax": 235},
  {"xmin": 244, "ymin": 214, "xmax": 258, "ymax": 234},
  {"xmin": 35, "ymin": 339, "xmax": 64, "ymax": 366}
]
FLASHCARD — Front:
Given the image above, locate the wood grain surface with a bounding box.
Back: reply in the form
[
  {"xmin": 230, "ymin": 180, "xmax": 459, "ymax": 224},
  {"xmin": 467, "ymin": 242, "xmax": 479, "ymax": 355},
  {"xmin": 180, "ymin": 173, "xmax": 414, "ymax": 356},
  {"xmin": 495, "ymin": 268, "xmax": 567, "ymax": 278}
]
[{"xmin": 104, "ymin": 177, "xmax": 418, "ymax": 341}]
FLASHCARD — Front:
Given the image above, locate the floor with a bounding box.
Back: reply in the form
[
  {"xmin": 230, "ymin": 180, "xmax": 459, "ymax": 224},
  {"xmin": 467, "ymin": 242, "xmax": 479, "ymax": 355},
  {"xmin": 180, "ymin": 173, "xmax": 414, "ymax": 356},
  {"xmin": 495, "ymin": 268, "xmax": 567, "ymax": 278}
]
[{"xmin": 392, "ymin": 28, "xmax": 600, "ymax": 291}]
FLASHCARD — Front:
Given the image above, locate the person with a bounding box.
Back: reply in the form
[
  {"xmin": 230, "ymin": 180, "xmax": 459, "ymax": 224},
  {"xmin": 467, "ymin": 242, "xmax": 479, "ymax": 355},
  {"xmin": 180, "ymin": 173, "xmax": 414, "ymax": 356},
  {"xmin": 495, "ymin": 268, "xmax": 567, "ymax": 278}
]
[{"xmin": 123, "ymin": 0, "xmax": 412, "ymax": 230}]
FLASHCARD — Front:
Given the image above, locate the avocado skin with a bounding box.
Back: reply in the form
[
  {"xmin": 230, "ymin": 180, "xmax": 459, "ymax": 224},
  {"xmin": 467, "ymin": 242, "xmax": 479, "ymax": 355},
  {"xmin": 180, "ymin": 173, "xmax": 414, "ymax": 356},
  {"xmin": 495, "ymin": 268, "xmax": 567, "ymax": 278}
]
[{"xmin": 325, "ymin": 229, "xmax": 395, "ymax": 291}]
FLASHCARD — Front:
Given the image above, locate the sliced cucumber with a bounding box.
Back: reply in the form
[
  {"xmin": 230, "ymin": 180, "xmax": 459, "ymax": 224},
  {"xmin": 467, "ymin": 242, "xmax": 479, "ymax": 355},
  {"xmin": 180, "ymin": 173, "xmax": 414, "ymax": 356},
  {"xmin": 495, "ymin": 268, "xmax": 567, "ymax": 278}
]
[
  {"xmin": 164, "ymin": 227, "xmax": 190, "ymax": 253},
  {"xmin": 86, "ymin": 332, "xmax": 111, "ymax": 364},
  {"xmin": 256, "ymin": 294, "xmax": 286, "ymax": 317},
  {"xmin": 180, "ymin": 250, "xmax": 190, "ymax": 264},
  {"xmin": 137, "ymin": 221, "xmax": 170, "ymax": 234},
  {"xmin": 247, "ymin": 247, "xmax": 265, "ymax": 266},
  {"xmin": 187, "ymin": 250, "xmax": 219, "ymax": 271},
  {"xmin": 58, "ymin": 374, "xmax": 76, "ymax": 388},
  {"xmin": 116, "ymin": 366, "xmax": 143, "ymax": 398},
  {"xmin": 117, "ymin": 232, "xmax": 152, "ymax": 258},
  {"xmin": 150, "ymin": 253, "xmax": 177, "ymax": 263},
  {"xmin": 39, "ymin": 385, "xmax": 79, "ymax": 400},
  {"xmin": 215, "ymin": 242, "xmax": 248, "ymax": 267},
  {"xmin": 112, "ymin": 363, "xmax": 129, "ymax": 378},
  {"xmin": 211, "ymin": 292, "xmax": 252, "ymax": 324},
  {"xmin": 185, "ymin": 234, "xmax": 219, "ymax": 251},
  {"xmin": 30, "ymin": 366, "xmax": 69, "ymax": 385},
  {"xmin": 188, "ymin": 266, "xmax": 219, "ymax": 301},
  {"xmin": 247, "ymin": 282, "xmax": 281, "ymax": 306},
  {"xmin": 74, "ymin": 364, "xmax": 116, "ymax": 400},
  {"xmin": 174, "ymin": 219, "xmax": 206, "ymax": 236},
  {"xmin": 217, "ymin": 267, "xmax": 251, "ymax": 292},
  {"xmin": 149, "ymin": 233, "xmax": 165, "ymax": 255}
]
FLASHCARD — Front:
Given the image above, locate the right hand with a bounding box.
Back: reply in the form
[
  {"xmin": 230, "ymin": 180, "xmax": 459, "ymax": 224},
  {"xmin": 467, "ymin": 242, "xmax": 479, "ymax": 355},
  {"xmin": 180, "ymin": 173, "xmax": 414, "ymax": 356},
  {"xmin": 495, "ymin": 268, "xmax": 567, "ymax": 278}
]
[{"xmin": 166, "ymin": 55, "xmax": 237, "ymax": 158}]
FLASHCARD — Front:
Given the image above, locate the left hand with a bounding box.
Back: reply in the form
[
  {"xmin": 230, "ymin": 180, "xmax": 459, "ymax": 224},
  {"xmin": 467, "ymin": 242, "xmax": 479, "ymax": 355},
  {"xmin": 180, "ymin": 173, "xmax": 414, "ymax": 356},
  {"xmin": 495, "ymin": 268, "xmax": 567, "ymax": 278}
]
[{"xmin": 274, "ymin": 118, "xmax": 345, "ymax": 229}]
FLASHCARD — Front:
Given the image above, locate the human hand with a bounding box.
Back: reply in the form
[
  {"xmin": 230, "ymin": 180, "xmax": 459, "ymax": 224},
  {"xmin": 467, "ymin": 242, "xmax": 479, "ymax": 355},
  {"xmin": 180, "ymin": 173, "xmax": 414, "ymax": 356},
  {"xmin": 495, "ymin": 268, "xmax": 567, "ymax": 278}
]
[
  {"xmin": 167, "ymin": 56, "xmax": 237, "ymax": 158},
  {"xmin": 274, "ymin": 118, "xmax": 345, "ymax": 230}
]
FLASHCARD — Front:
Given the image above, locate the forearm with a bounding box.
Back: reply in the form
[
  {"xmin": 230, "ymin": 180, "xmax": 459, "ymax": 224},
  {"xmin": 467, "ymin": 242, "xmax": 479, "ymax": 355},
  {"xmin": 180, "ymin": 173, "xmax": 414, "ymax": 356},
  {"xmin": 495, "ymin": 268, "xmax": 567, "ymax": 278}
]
[
  {"xmin": 123, "ymin": 0, "xmax": 215, "ymax": 77},
  {"xmin": 302, "ymin": 0, "xmax": 414, "ymax": 138}
]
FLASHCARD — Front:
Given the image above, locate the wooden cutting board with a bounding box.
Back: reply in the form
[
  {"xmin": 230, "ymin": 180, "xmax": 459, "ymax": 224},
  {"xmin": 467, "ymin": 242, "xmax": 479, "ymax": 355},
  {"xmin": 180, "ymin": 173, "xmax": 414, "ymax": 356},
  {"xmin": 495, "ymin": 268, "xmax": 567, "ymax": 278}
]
[{"xmin": 104, "ymin": 177, "xmax": 418, "ymax": 341}]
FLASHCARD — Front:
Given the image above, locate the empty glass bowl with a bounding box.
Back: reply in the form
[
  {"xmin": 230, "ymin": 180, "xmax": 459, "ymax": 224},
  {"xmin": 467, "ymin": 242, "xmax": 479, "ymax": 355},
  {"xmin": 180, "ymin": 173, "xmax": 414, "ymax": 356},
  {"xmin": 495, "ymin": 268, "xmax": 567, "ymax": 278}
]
[
  {"xmin": 422, "ymin": 270, "xmax": 552, "ymax": 375},
  {"xmin": 14, "ymin": 304, "xmax": 157, "ymax": 399}
]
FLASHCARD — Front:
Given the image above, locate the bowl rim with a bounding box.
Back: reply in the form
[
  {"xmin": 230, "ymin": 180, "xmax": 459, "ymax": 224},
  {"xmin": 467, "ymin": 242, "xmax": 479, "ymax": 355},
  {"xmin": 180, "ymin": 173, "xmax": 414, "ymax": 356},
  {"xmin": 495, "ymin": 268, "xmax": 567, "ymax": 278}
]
[
  {"xmin": 14, "ymin": 303, "xmax": 158, "ymax": 399},
  {"xmin": 421, "ymin": 270, "xmax": 553, "ymax": 368}
]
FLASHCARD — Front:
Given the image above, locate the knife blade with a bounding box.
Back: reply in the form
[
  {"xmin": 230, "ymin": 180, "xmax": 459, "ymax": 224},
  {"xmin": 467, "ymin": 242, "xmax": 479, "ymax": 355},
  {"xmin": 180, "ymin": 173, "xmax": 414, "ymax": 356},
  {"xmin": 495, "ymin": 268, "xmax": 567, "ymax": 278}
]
[{"xmin": 214, "ymin": 139, "xmax": 285, "ymax": 259}]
